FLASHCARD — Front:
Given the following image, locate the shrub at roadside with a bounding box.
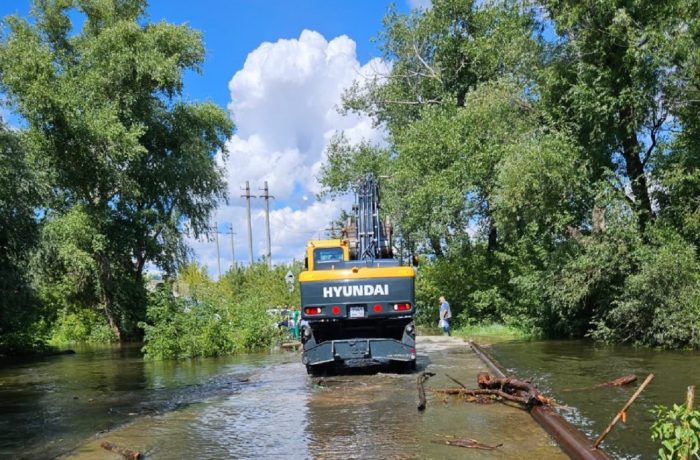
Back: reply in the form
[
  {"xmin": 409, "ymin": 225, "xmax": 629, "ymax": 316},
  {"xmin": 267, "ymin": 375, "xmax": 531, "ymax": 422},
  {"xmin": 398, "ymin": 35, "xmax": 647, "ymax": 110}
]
[
  {"xmin": 651, "ymin": 400, "xmax": 700, "ymax": 460},
  {"xmin": 50, "ymin": 309, "xmax": 117, "ymax": 345},
  {"xmin": 139, "ymin": 286, "xmax": 279, "ymax": 360}
]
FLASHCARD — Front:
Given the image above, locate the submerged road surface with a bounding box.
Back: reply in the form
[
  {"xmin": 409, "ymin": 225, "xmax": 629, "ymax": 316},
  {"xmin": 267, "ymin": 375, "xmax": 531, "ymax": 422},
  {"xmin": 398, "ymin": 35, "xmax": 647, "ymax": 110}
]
[{"xmin": 61, "ymin": 336, "xmax": 564, "ymax": 459}]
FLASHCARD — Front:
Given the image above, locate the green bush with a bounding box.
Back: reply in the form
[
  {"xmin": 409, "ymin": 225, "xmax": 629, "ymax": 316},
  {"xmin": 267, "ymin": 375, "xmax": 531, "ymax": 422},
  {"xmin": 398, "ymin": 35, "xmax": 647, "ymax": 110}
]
[
  {"xmin": 140, "ymin": 265, "xmax": 287, "ymax": 360},
  {"xmin": 651, "ymin": 401, "xmax": 700, "ymax": 459},
  {"xmin": 139, "ymin": 289, "xmax": 238, "ymax": 359},
  {"xmin": 50, "ymin": 308, "xmax": 117, "ymax": 345},
  {"xmin": 415, "ymin": 248, "xmax": 509, "ymax": 327},
  {"xmin": 590, "ymin": 227, "xmax": 700, "ymax": 348}
]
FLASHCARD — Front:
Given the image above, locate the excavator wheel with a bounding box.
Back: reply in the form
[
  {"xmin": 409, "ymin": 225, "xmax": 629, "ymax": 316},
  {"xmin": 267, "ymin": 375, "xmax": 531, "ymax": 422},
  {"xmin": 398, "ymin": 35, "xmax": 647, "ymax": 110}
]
[
  {"xmin": 389, "ymin": 360, "xmax": 416, "ymax": 374},
  {"xmin": 306, "ymin": 364, "xmax": 331, "ymax": 377}
]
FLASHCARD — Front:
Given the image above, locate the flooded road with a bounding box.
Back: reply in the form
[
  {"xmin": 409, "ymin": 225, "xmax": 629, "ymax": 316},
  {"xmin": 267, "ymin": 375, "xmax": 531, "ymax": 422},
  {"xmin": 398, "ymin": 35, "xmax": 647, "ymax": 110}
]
[{"xmin": 1, "ymin": 337, "xmax": 563, "ymax": 459}]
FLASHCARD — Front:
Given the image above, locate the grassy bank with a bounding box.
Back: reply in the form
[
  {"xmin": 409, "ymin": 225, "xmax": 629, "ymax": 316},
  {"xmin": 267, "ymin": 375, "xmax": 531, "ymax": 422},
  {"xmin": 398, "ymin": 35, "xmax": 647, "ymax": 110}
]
[{"xmin": 452, "ymin": 323, "xmax": 535, "ymax": 342}]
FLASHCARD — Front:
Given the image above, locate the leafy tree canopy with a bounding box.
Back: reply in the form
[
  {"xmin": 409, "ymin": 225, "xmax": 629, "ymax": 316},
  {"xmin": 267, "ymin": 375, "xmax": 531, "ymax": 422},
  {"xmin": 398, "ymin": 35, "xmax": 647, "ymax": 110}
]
[{"xmin": 0, "ymin": 0, "xmax": 233, "ymax": 339}]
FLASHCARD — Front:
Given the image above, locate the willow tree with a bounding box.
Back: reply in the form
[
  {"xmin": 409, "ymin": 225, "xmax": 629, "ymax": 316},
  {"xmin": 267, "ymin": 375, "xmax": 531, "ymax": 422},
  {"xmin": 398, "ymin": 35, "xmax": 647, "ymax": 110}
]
[
  {"xmin": 333, "ymin": 0, "xmax": 544, "ymax": 257},
  {"xmin": 541, "ymin": 0, "xmax": 683, "ymax": 233},
  {"xmin": 0, "ymin": 122, "xmax": 43, "ymax": 351},
  {"xmin": 321, "ymin": 0, "xmax": 588, "ymax": 326},
  {"xmin": 0, "ymin": 0, "xmax": 233, "ymax": 339}
]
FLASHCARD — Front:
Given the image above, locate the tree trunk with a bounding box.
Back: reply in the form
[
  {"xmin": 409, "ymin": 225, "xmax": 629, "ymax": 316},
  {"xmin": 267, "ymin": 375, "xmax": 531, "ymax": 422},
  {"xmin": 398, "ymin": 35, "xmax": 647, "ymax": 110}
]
[
  {"xmin": 429, "ymin": 235, "xmax": 444, "ymax": 258},
  {"xmin": 96, "ymin": 252, "xmax": 122, "ymax": 341},
  {"xmin": 621, "ymin": 119, "xmax": 653, "ymax": 233},
  {"xmin": 102, "ymin": 296, "xmax": 122, "ymax": 342},
  {"xmin": 592, "ymin": 204, "xmax": 605, "ymax": 234},
  {"xmin": 487, "ymin": 221, "xmax": 498, "ymax": 252}
]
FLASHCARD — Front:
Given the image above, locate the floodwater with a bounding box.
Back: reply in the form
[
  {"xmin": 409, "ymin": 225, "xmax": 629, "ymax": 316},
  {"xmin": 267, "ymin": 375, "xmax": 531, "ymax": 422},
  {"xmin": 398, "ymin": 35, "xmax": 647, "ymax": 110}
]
[
  {"xmin": 489, "ymin": 340, "xmax": 700, "ymax": 459},
  {"xmin": 0, "ymin": 337, "xmax": 563, "ymax": 459}
]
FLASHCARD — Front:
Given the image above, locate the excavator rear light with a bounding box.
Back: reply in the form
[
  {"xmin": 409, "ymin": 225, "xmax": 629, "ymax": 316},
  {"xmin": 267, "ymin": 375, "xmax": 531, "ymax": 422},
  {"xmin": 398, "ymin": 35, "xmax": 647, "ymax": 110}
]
[
  {"xmin": 393, "ymin": 303, "xmax": 411, "ymax": 311},
  {"xmin": 305, "ymin": 307, "xmax": 323, "ymax": 315},
  {"xmin": 373, "ymin": 304, "xmax": 382, "ymax": 313},
  {"xmin": 331, "ymin": 305, "xmax": 341, "ymax": 315}
]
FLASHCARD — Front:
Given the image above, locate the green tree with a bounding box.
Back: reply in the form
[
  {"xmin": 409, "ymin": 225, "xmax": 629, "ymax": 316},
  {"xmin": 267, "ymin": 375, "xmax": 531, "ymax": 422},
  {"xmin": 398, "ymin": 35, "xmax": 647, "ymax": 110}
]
[
  {"xmin": 0, "ymin": 121, "xmax": 44, "ymax": 352},
  {"xmin": 334, "ymin": 0, "xmax": 544, "ymax": 258},
  {"xmin": 541, "ymin": 0, "xmax": 681, "ymax": 232},
  {"xmin": 318, "ymin": 0, "xmax": 700, "ymax": 346},
  {"xmin": 0, "ymin": 0, "xmax": 233, "ymax": 340}
]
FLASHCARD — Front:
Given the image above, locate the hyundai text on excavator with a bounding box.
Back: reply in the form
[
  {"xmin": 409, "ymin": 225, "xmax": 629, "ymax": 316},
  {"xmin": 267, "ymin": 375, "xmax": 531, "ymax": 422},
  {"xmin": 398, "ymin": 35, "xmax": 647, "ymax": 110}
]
[{"xmin": 299, "ymin": 174, "xmax": 417, "ymax": 375}]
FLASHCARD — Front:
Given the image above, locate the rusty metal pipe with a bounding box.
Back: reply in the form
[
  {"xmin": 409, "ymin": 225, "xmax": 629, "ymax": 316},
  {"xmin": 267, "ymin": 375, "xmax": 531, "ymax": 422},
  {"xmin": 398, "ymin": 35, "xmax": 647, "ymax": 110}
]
[{"xmin": 469, "ymin": 341, "xmax": 610, "ymax": 460}]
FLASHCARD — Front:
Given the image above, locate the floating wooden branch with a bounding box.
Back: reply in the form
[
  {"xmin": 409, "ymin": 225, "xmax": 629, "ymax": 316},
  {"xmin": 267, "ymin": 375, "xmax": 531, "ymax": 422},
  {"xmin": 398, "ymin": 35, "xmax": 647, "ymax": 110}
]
[
  {"xmin": 445, "ymin": 374, "xmax": 467, "ymax": 389},
  {"xmin": 432, "ymin": 434, "xmax": 503, "ymax": 450},
  {"xmin": 477, "ymin": 372, "xmax": 554, "ymax": 406},
  {"xmin": 100, "ymin": 441, "xmax": 142, "ymax": 460},
  {"xmin": 561, "ymin": 374, "xmax": 637, "ymax": 392},
  {"xmin": 432, "ymin": 372, "xmax": 554, "ymax": 408},
  {"xmin": 417, "ymin": 371, "xmax": 436, "ymax": 411}
]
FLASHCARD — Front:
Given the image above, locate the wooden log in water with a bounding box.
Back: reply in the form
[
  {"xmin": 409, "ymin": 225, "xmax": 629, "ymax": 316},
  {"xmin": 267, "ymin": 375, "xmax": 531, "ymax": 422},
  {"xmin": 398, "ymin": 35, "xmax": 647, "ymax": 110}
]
[
  {"xmin": 417, "ymin": 371, "xmax": 435, "ymax": 411},
  {"xmin": 100, "ymin": 441, "xmax": 142, "ymax": 460},
  {"xmin": 432, "ymin": 436, "xmax": 503, "ymax": 450},
  {"xmin": 445, "ymin": 374, "xmax": 467, "ymax": 389},
  {"xmin": 432, "ymin": 387, "xmax": 531, "ymax": 406},
  {"xmin": 476, "ymin": 372, "xmax": 553, "ymax": 406},
  {"xmin": 561, "ymin": 374, "xmax": 637, "ymax": 392}
]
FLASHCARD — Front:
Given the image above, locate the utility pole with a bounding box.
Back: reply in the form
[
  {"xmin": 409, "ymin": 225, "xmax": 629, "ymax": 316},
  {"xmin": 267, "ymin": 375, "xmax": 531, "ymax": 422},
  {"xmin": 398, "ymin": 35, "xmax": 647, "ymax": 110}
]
[
  {"xmin": 214, "ymin": 221, "xmax": 221, "ymax": 279},
  {"xmin": 259, "ymin": 181, "xmax": 274, "ymax": 269},
  {"xmin": 228, "ymin": 224, "xmax": 236, "ymax": 269},
  {"xmin": 241, "ymin": 181, "xmax": 255, "ymax": 266}
]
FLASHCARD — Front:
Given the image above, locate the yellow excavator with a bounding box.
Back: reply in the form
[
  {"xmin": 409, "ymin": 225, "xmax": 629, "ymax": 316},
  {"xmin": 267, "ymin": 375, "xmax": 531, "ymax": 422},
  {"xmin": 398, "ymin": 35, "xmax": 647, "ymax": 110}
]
[{"xmin": 299, "ymin": 174, "xmax": 416, "ymax": 375}]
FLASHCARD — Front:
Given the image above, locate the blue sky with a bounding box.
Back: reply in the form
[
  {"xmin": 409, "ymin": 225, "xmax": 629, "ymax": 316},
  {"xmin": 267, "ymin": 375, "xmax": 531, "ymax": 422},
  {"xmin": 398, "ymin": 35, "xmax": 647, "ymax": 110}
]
[{"xmin": 0, "ymin": 0, "xmax": 430, "ymax": 275}]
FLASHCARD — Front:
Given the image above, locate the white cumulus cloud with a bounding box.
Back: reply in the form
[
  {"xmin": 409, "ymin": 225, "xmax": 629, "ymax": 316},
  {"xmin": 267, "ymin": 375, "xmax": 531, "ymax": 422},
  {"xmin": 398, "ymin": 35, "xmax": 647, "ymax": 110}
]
[{"xmin": 188, "ymin": 30, "xmax": 388, "ymax": 276}]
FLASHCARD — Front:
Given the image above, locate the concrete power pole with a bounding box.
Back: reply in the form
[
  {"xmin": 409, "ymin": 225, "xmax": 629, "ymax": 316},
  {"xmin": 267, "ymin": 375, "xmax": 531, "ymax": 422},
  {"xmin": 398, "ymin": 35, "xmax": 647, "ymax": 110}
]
[
  {"xmin": 241, "ymin": 181, "xmax": 255, "ymax": 266},
  {"xmin": 259, "ymin": 181, "xmax": 274, "ymax": 269},
  {"xmin": 229, "ymin": 224, "xmax": 236, "ymax": 269},
  {"xmin": 214, "ymin": 222, "xmax": 221, "ymax": 279}
]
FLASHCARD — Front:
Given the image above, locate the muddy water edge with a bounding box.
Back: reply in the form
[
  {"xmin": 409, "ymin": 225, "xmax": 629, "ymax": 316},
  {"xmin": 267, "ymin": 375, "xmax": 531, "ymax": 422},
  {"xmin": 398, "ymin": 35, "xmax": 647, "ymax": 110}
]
[{"xmin": 1, "ymin": 337, "xmax": 563, "ymax": 459}]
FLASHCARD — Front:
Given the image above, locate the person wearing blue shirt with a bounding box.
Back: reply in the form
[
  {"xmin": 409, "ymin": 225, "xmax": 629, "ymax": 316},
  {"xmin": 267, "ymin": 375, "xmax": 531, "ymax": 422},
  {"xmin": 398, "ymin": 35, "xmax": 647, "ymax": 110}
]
[{"xmin": 439, "ymin": 296, "xmax": 452, "ymax": 336}]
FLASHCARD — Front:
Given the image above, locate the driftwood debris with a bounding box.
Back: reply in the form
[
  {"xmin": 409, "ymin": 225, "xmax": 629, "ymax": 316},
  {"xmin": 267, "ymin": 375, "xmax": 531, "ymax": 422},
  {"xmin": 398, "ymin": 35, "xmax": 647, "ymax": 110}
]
[
  {"xmin": 593, "ymin": 373, "xmax": 655, "ymax": 448},
  {"xmin": 417, "ymin": 371, "xmax": 436, "ymax": 411},
  {"xmin": 477, "ymin": 372, "xmax": 553, "ymax": 406},
  {"xmin": 561, "ymin": 374, "xmax": 637, "ymax": 392},
  {"xmin": 433, "ymin": 372, "xmax": 553, "ymax": 408},
  {"xmin": 100, "ymin": 441, "xmax": 142, "ymax": 460},
  {"xmin": 432, "ymin": 435, "xmax": 503, "ymax": 450},
  {"xmin": 445, "ymin": 374, "xmax": 467, "ymax": 389}
]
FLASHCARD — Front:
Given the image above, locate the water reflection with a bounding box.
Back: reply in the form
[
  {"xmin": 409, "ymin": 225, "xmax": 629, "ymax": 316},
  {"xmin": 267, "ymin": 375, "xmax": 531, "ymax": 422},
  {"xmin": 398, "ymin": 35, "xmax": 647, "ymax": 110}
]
[{"xmin": 0, "ymin": 345, "xmax": 261, "ymax": 459}]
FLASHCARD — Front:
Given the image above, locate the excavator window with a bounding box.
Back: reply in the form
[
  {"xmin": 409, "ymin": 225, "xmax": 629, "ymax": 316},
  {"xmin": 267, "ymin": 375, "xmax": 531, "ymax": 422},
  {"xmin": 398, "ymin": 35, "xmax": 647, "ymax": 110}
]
[{"xmin": 314, "ymin": 247, "xmax": 343, "ymax": 262}]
